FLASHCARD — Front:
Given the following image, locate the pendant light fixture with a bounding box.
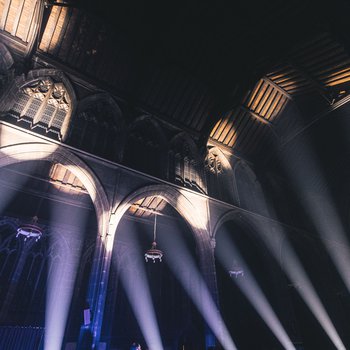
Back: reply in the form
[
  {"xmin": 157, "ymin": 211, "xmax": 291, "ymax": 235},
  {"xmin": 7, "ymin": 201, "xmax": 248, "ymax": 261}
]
[
  {"xmin": 16, "ymin": 197, "xmax": 44, "ymax": 243},
  {"xmin": 16, "ymin": 215, "xmax": 43, "ymax": 242},
  {"xmin": 144, "ymin": 214, "xmax": 163, "ymax": 263},
  {"xmin": 228, "ymin": 259, "xmax": 244, "ymax": 278}
]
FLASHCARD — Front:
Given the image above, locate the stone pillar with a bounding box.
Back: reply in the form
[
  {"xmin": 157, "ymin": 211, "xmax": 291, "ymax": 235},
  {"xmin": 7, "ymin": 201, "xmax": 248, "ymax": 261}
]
[
  {"xmin": 77, "ymin": 231, "xmax": 114, "ymax": 349},
  {"xmin": 199, "ymin": 237, "xmax": 219, "ymax": 349}
]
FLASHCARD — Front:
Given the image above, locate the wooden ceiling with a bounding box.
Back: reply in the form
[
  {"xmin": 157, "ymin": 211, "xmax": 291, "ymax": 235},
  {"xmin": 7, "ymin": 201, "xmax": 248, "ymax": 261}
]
[
  {"xmin": 128, "ymin": 196, "xmax": 169, "ymax": 218},
  {"xmin": 210, "ymin": 31, "xmax": 350, "ymax": 159},
  {"xmin": 0, "ymin": 161, "xmax": 88, "ymax": 202},
  {"xmin": 2, "ymin": 0, "xmax": 350, "ymax": 164}
]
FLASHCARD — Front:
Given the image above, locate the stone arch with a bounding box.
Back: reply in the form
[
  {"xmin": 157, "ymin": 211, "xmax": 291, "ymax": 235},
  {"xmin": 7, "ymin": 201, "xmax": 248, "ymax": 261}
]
[
  {"xmin": 0, "ymin": 69, "xmax": 77, "ymax": 141},
  {"xmin": 68, "ymin": 93, "xmax": 126, "ymax": 162},
  {"xmin": 111, "ymin": 184, "xmax": 209, "ymax": 254},
  {"xmin": 212, "ymin": 209, "xmax": 273, "ymax": 256},
  {"xmin": 0, "ymin": 143, "xmax": 110, "ymax": 237},
  {"xmin": 212, "ymin": 209, "xmax": 294, "ymax": 348},
  {"xmin": 90, "ymin": 184, "xmax": 217, "ymax": 348},
  {"xmin": 110, "ymin": 183, "xmax": 218, "ymax": 300}
]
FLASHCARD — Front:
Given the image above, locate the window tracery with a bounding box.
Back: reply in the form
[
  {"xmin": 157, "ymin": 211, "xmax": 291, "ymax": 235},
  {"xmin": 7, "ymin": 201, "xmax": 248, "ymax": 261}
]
[
  {"xmin": 0, "ymin": 217, "xmax": 65, "ymax": 325},
  {"xmin": 168, "ymin": 135, "xmax": 205, "ymax": 194},
  {"xmin": 7, "ymin": 77, "xmax": 71, "ymax": 140}
]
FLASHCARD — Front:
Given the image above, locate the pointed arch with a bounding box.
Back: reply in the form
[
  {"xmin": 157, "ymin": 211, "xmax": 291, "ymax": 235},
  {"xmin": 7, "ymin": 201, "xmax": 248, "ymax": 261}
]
[
  {"xmin": 0, "ymin": 143, "xmax": 110, "ymax": 237},
  {"xmin": 0, "ymin": 69, "xmax": 77, "ymax": 141},
  {"xmin": 91, "ymin": 183, "xmax": 219, "ymax": 348},
  {"xmin": 67, "ymin": 93, "xmax": 125, "ymax": 162},
  {"xmin": 112, "ymin": 184, "xmax": 209, "ymax": 250}
]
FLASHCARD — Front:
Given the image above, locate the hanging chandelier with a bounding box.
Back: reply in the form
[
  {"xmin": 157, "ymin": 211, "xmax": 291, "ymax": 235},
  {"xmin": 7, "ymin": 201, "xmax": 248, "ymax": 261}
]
[
  {"xmin": 16, "ymin": 216, "xmax": 43, "ymax": 242},
  {"xmin": 228, "ymin": 259, "xmax": 244, "ymax": 278},
  {"xmin": 144, "ymin": 214, "xmax": 163, "ymax": 263}
]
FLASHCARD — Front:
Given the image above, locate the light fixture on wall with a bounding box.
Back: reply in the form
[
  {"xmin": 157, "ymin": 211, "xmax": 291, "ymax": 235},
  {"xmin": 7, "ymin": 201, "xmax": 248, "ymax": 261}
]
[
  {"xmin": 16, "ymin": 215, "xmax": 43, "ymax": 242},
  {"xmin": 228, "ymin": 259, "xmax": 244, "ymax": 278},
  {"xmin": 144, "ymin": 214, "xmax": 163, "ymax": 263}
]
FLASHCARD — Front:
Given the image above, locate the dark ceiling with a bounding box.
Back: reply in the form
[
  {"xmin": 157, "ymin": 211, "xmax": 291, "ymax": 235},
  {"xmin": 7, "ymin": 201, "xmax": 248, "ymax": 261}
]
[
  {"xmin": 77, "ymin": 0, "xmax": 338, "ymax": 92},
  {"xmin": 37, "ymin": 0, "xmax": 350, "ymax": 166}
]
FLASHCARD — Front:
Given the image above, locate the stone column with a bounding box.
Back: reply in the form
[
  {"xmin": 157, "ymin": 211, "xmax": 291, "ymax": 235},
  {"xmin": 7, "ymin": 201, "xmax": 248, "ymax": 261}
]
[{"xmin": 199, "ymin": 237, "xmax": 220, "ymax": 349}]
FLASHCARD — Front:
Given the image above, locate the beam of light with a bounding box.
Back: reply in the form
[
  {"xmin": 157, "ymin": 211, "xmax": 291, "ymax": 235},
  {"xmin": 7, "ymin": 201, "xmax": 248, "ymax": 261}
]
[
  {"xmin": 280, "ymin": 139, "xmax": 350, "ymax": 294},
  {"xmin": 0, "ymin": 166, "xmax": 33, "ymax": 214},
  {"xmin": 179, "ymin": 189, "xmax": 209, "ymax": 230},
  {"xmin": 158, "ymin": 225, "xmax": 237, "ymax": 350},
  {"xmin": 115, "ymin": 220, "xmax": 164, "ymax": 350},
  {"xmin": 215, "ymin": 228, "xmax": 296, "ymax": 350},
  {"xmin": 0, "ymin": 135, "xmax": 58, "ymax": 160},
  {"xmin": 44, "ymin": 202, "xmax": 88, "ymax": 350},
  {"xmin": 252, "ymin": 220, "xmax": 346, "ymax": 350}
]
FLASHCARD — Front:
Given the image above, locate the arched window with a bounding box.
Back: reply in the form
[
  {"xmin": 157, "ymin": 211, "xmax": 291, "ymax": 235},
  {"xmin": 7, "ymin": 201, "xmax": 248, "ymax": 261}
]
[
  {"xmin": 67, "ymin": 95, "xmax": 124, "ymax": 162},
  {"xmin": 168, "ymin": 133, "xmax": 205, "ymax": 193},
  {"xmin": 2, "ymin": 74, "xmax": 73, "ymax": 140}
]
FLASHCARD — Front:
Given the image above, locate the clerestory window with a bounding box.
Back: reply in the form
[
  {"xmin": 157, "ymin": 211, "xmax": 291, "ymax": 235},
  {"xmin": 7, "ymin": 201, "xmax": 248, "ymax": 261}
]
[{"xmin": 7, "ymin": 77, "xmax": 71, "ymax": 140}]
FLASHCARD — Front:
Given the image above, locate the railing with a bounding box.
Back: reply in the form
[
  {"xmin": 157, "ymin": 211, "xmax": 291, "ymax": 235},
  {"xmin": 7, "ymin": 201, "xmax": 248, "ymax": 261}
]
[{"xmin": 0, "ymin": 326, "xmax": 44, "ymax": 350}]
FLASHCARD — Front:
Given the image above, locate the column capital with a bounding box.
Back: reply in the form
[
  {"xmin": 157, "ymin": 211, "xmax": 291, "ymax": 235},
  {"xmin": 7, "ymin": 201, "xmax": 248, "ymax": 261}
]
[{"xmin": 210, "ymin": 237, "xmax": 216, "ymax": 249}]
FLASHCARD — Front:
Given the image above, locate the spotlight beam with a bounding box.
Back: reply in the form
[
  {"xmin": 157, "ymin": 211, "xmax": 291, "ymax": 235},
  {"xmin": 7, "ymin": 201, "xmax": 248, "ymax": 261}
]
[
  {"xmin": 300, "ymin": 194, "xmax": 350, "ymax": 293},
  {"xmin": 118, "ymin": 250, "xmax": 164, "ymax": 350},
  {"xmin": 44, "ymin": 205, "xmax": 87, "ymax": 350},
  {"xmin": 281, "ymin": 139, "xmax": 350, "ymax": 295},
  {"xmin": 216, "ymin": 231, "xmax": 296, "ymax": 350},
  {"xmin": 254, "ymin": 221, "xmax": 346, "ymax": 350},
  {"xmin": 159, "ymin": 230, "xmax": 238, "ymax": 350},
  {"xmin": 0, "ymin": 165, "xmax": 36, "ymax": 215}
]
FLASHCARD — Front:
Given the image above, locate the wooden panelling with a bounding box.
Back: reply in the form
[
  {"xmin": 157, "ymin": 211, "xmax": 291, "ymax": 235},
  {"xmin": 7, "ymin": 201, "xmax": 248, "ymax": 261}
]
[
  {"xmin": 128, "ymin": 197, "xmax": 168, "ymax": 218},
  {"xmin": 1, "ymin": 0, "xmax": 37, "ymax": 43},
  {"xmin": 210, "ymin": 78, "xmax": 288, "ymax": 157}
]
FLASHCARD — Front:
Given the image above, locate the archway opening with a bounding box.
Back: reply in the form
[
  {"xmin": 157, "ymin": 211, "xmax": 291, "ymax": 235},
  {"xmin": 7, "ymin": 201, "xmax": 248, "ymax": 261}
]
[
  {"xmin": 106, "ymin": 195, "xmax": 205, "ymax": 350},
  {"xmin": 0, "ymin": 159, "xmax": 98, "ymax": 350}
]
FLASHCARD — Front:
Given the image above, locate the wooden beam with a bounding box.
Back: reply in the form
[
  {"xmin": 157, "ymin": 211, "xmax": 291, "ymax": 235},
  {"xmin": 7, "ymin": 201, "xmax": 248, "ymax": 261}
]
[
  {"xmin": 288, "ymin": 60, "xmax": 332, "ymax": 104},
  {"xmin": 0, "ymin": 0, "xmax": 11, "ymax": 30},
  {"xmin": 129, "ymin": 203, "xmax": 169, "ymax": 217},
  {"xmin": 11, "ymin": 0, "xmax": 25, "ymax": 36},
  {"xmin": 263, "ymin": 76, "xmax": 293, "ymax": 100},
  {"xmin": 240, "ymin": 105, "xmax": 273, "ymax": 126}
]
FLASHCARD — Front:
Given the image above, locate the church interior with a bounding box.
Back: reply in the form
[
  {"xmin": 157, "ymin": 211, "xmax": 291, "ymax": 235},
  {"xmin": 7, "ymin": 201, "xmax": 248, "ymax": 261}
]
[{"xmin": 1, "ymin": 0, "xmax": 350, "ymax": 349}]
